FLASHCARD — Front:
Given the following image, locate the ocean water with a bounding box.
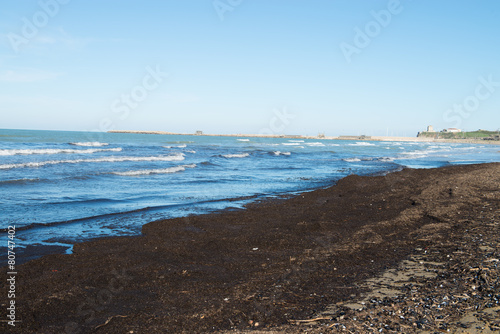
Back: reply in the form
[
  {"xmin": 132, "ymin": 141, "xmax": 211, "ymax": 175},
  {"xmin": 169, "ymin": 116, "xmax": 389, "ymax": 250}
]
[{"xmin": 1, "ymin": 129, "xmax": 499, "ymax": 263}]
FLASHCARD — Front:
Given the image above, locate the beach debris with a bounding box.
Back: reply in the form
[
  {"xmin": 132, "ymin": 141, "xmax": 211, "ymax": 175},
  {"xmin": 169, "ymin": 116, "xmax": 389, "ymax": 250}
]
[
  {"xmin": 94, "ymin": 315, "xmax": 128, "ymax": 330},
  {"xmin": 299, "ymin": 205, "xmax": 500, "ymax": 333},
  {"xmin": 292, "ymin": 316, "xmax": 332, "ymax": 324}
]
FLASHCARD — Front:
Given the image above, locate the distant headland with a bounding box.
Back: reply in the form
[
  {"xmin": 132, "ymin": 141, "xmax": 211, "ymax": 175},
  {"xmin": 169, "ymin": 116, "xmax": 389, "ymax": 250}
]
[{"xmin": 108, "ymin": 128, "xmax": 500, "ymax": 144}]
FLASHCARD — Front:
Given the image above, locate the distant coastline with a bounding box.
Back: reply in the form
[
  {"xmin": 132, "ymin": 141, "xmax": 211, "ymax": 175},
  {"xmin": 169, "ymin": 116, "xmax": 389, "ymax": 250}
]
[{"xmin": 108, "ymin": 130, "xmax": 500, "ymax": 145}]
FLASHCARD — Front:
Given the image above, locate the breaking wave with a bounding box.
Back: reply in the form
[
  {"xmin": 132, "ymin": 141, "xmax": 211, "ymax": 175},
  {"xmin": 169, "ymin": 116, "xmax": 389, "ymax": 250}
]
[
  {"xmin": 112, "ymin": 164, "xmax": 196, "ymax": 176},
  {"xmin": 0, "ymin": 154, "xmax": 185, "ymax": 170},
  {"xmin": 222, "ymin": 153, "xmax": 250, "ymax": 158},
  {"xmin": 69, "ymin": 142, "xmax": 109, "ymax": 147},
  {"xmin": 272, "ymin": 151, "xmax": 291, "ymax": 156},
  {"xmin": 0, "ymin": 148, "xmax": 121, "ymax": 156},
  {"xmin": 163, "ymin": 144, "xmax": 187, "ymax": 149},
  {"xmin": 348, "ymin": 142, "xmax": 376, "ymax": 146}
]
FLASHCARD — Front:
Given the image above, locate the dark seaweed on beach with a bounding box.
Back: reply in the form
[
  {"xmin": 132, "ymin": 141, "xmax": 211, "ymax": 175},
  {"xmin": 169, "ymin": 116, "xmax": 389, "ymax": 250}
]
[{"xmin": 1, "ymin": 163, "xmax": 499, "ymax": 333}]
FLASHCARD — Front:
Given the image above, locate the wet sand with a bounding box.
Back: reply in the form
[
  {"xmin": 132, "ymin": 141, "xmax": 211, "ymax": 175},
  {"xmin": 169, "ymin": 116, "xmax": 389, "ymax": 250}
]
[{"xmin": 1, "ymin": 163, "xmax": 499, "ymax": 333}]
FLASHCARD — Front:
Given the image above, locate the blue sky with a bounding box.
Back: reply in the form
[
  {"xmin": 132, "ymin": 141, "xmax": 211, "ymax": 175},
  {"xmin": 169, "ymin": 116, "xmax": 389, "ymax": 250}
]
[{"xmin": 1, "ymin": 0, "xmax": 499, "ymax": 136}]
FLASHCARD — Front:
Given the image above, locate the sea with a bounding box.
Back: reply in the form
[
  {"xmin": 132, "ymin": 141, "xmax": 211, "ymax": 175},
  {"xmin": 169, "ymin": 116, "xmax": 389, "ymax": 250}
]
[{"xmin": 1, "ymin": 129, "xmax": 499, "ymax": 264}]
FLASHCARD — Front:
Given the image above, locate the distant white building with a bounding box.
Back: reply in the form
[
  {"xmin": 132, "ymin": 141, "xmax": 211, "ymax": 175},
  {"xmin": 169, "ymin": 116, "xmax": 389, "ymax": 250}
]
[
  {"xmin": 443, "ymin": 128, "xmax": 462, "ymax": 133},
  {"xmin": 426, "ymin": 125, "xmax": 435, "ymax": 132}
]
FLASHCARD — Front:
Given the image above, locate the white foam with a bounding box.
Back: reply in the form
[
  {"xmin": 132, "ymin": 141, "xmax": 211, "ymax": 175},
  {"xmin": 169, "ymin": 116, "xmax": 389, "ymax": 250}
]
[
  {"xmin": 348, "ymin": 142, "xmax": 376, "ymax": 146},
  {"xmin": 222, "ymin": 153, "xmax": 250, "ymax": 158},
  {"xmin": 401, "ymin": 150, "xmax": 430, "ymax": 156},
  {"xmin": 163, "ymin": 144, "xmax": 187, "ymax": 149},
  {"xmin": 112, "ymin": 164, "xmax": 196, "ymax": 176},
  {"xmin": 0, "ymin": 154, "xmax": 185, "ymax": 170},
  {"xmin": 282, "ymin": 143, "xmax": 300, "ymax": 146},
  {"xmin": 343, "ymin": 158, "xmax": 361, "ymax": 162},
  {"xmin": 272, "ymin": 151, "xmax": 291, "ymax": 156},
  {"xmin": 69, "ymin": 142, "xmax": 109, "ymax": 147},
  {"xmin": 237, "ymin": 139, "xmax": 250, "ymax": 142},
  {"xmin": 307, "ymin": 142, "xmax": 325, "ymax": 147},
  {"xmin": 395, "ymin": 150, "xmax": 430, "ymax": 159},
  {"xmin": 0, "ymin": 147, "xmax": 122, "ymax": 156},
  {"xmin": 409, "ymin": 147, "xmax": 454, "ymax": 156},
  {"xmin": 185, "ymin": 150, "xmax": 196, "ymax": 154}
]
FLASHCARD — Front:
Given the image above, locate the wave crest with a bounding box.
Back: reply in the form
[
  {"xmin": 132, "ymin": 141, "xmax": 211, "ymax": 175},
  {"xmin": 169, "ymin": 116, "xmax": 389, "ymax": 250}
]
[
  {"xmin": 112, "ymin": 164, "xmax": 196, "ymax": 176},
  {"xmin": 348, "ymin": 142, "xmax": 376, "ymax": 146},
  {"xmin": 0, "ymin": 147, "xmax": 121, "ymax": 156},
  {"xmin": 272, "ymin": 151, "xmax": 291, "ymax": 156},
  {"xmin": 222, "ymin": 153, "xmax": 250, "ymax": 158},
  {"xmin": 69, "ymin": 142, "xmax": 109, "ymax": 147},
  {"xmin": 0, "ymin": 154, "xmax": 185, "ymax": 170}
]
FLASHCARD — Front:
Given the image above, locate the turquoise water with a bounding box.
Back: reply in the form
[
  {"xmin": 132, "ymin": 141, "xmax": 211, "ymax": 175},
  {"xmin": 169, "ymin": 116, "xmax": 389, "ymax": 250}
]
[{"xmin": 1, "ymin": 129, "xmax": 498, "ymax": 263}]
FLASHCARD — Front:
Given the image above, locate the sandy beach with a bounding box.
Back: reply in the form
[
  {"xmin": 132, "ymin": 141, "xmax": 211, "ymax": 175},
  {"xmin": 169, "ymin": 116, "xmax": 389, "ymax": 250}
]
[{"xmin": 1, "ymin": 163, "xmax": 499, "ymax": 333}]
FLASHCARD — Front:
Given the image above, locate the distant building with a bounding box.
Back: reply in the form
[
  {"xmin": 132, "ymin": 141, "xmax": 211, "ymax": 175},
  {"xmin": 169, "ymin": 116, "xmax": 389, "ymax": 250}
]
[
  {"xmin": 195, "ymin": 130, "xmax": 203, "ymax": 135},
  {"xmin": 442, "ymin": 128, "xmax": 462, "ymax": 133},
  {"xmin": 426, "ymin": 125, "xmax": 435, "ymax": 132}
]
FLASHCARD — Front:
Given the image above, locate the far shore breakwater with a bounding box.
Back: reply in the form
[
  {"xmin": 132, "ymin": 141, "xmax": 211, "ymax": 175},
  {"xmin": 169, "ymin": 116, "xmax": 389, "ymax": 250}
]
[{"xmin": 108, "ymin": 130, "xmax": 500, "ymax": 145}]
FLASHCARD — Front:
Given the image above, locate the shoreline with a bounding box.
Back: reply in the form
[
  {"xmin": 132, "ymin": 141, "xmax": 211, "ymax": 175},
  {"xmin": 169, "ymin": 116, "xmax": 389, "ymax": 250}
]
[
  {"xmin": 108, "ymin": 130, "xmax": 500, "ymax": 145},
  {"xmin": 1, "ymin": 162, "xmax": 499, "ymax": 333}
]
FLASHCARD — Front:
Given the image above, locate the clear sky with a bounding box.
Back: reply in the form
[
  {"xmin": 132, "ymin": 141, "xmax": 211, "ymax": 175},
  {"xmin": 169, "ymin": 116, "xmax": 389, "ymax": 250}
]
[{"xmin": 1, "ymin": 0, "xmax": 499, "ymax": 136}]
